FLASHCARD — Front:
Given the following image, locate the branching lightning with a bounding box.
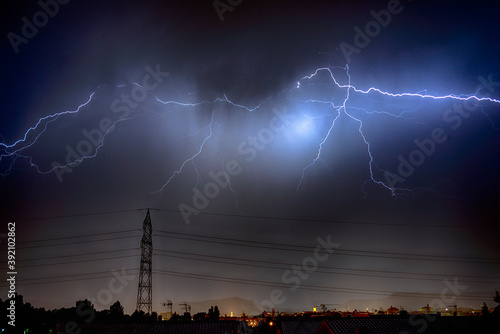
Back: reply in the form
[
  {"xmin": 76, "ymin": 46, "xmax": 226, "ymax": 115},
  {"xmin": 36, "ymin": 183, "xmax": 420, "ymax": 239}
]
[
  {"xmin": 151, "ymin": 109, "xmax": 216, "ymax": 195},
  {"xmin": 1, "ymin": 65, "xmax": 499, "ymax": 205},
  {"xmin": 292, "ymin": 66, "xmax": 500, "ymax": 197},
  {"xmin": 0, "ymin": 92, "xmax": 96, "ymax": 176}
]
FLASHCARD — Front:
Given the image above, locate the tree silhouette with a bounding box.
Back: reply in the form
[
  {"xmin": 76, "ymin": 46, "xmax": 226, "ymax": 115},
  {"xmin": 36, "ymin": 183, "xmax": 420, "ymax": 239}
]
[
  {"xmin": 110, "ymin": 300, "xmax": 124, "ymax": 319},
  {"xmin": 170, "ymin": 312, "xmax": 180, "ymax": 321},
  {"xmin": 193, "ymin": 312, "xmax": 208, "ymax": 321},
  {"xmin": 131, "ymin": 309, "xmax": 146, "ymax": 322},
  {"xmin": 482, "ymin": 302, "xmax": 490, "ymax": 317},
  {"xmin": 494, "ymin": 290, "xmax": 500, "ymax": 316},
  {"xmin": 151, "ymin": 312, "xmax": 159, "ymax": 322},
  {"xmin": 208, "ymin": 305, "xmax": 220, "ymax": 321},
  {"xmin": 182, "ymin": 311, "xmax": 192, "ymax": 321}
]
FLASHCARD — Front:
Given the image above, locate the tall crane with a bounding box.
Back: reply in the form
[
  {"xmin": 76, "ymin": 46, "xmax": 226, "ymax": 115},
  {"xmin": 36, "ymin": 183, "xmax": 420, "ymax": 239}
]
[
  {"xmin": 161, "ymin": 300, "xmax": 173, "ymax": 314},
  {"xmin": 314, "ymin": 304, "xmax": 340, "ymax": 314}
]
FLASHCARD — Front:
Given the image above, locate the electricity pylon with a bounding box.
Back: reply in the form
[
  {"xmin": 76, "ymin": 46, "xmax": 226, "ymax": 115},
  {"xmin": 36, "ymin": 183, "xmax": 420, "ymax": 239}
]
[{"xmin": 136, "ymin": 209, "xmax": 153, "ymax": 314}]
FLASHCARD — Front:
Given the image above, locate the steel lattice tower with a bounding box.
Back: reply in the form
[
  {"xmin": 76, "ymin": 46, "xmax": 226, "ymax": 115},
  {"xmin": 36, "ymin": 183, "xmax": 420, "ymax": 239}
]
[{"xmin": 136, "ymin": 209, "xmax": 153, "ymax": 314}]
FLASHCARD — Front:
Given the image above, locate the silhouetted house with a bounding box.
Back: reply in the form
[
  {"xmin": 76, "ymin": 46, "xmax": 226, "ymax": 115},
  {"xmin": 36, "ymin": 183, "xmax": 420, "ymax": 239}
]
[
  {"xmin": 351, "ymin": 309, "xmax": 370, "ymax": 317},
  {"xmin": 280, "ymin": 316, "xmax": 500, "ymax": 334},
  {"xmin": 419, "ymin": 304, "xmax": 433, "ymax": 314},
  {"xmin": 316, "ymin": 318, "xmax": 420, "ymax": 334},
  {"xmin": 280, "ymin": 320, "xmax": 322, "ymax": 334},
  {"xmin": 79, "ymin": 320, "xmax": 248, "ymax": 333},
  {"xmin": 386, "ymin": 305, "xmax": 399, "ymax": 315}
]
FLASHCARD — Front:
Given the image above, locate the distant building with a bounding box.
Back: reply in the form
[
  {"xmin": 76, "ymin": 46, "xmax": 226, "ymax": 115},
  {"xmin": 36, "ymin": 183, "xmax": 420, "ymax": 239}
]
[
  {"xmin": 280, "ymin": 317, "xmax": 500, "ymax": 334},
  {"xmin": 160, "ymin": 312, "xmax": 172, "ymax": 320},
  {"xmin": 419, "ymin": 304, "xmax": 434, "ymax": 314},
  {"xmin": 387, "ymin": 305, "xmax": 399, "ymax": 315}
]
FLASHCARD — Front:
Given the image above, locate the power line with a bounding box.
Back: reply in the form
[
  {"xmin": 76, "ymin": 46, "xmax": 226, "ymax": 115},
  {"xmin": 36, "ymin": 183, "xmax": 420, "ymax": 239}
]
[
  {"xmin": 153, "ymin": 269, "xmax": 491, "ymax": 301},
  {"xmin": 3, "ymin": 209, "xmax": 139, "ymax": 223},
  {"xmin": 0, "ymin": 254, "xmax": 139, "ymax": 270},
  {"xmin": 0, "ymin": 225, "xmax": 494, "ymax": 265},
  {"xmin": 155, "ymin": 230, "xmax": 498, "ymax": 261},
  {"xmin": 0, "ymin": 245, "xmax": 494, "ymax": 282},
  {"xmin": 154, "ymin": 249, "xmax": 500, "ymax": 280},
  {"xmin": 3, "ymin": 207, "xmax": 497, "ymax": 229},
  {"xmin": 18, "ymin": 268, "xmax": 138, "ymax": 282},
  {"xmin": 0, "ymin": 245, "xmax": 494, "ymax": 285},
  {"xmin": 153, "ymin": 251, "xmax": 499, "ymax": 284},
  {"xmin": 16, "ymin": 228, "xmax": 141, "ymax": 244},
  {"xmin": 15, "ymin": 248, "xmax": 139, "ymax": 262},
  {"xmin": 2, "ymin": 266, "xmax": 489, "ymax": 302},
  {"xmin": 14, "ymin": 234, "xmax": 141, "ymax": 250},
  {"xmin": 154, "ymin": 232, "xmax": 500, "ymax": 263},
  {"xmin": 0, "ymin": 248, "xmax": 139, "ymax": 268},
  {"xmin": 3, "ymin": 208, "xmax": 494, "ymax": 308},
  {"xmin": 151, "ymin": 209, "xmax": 499, "ymax": 229},
  {"xmin": 4, "ymin": 222, "xmax": 492, "ymax": 263},
  {"xmin": 0, "ymin": 228, "xmax": 494, "ymax": 269},
  {"xmin": 0, "ymin": 268, "xmax": 139, "ymax": 287}
]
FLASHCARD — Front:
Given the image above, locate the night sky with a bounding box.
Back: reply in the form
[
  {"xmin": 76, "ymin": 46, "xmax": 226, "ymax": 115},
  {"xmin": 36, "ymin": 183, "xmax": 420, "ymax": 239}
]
[{"xmin": 1, "ymin": 0, "xmax": 499, "ymax": 315}]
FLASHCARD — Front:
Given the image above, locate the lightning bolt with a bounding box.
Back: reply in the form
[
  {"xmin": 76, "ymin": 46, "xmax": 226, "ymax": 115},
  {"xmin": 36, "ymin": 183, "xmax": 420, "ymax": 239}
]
[
  {"xmin": 0, "ymin": 92, "xmax": 97, "ymax": 176},
  {"xmin": 147, "ymin": 91, "xmax": 268, "ymax": 207},
  {"xmin": 301, "ymin": 67, "xmax": 500, "ymax": 104},
  {"xmin": 0, "ymin": 84, "xmax": 268, "ymax": 179},
  {"xmin": 1, "ymin": 65, "xmax": 499, "ymax": 204},
  {"xmin": 151, "ymin": 108, "xmax": 216, "ymax": 195},
  {"xmin": 293, "ymin": 66, "xmax": 500, "ymax": 197}
]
